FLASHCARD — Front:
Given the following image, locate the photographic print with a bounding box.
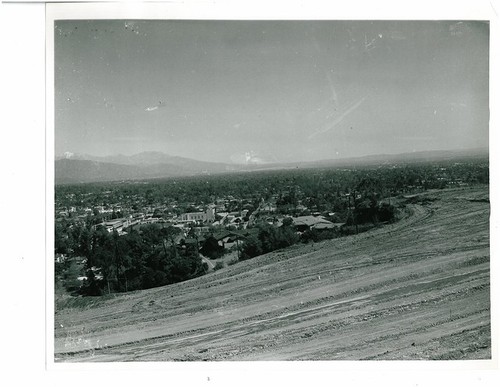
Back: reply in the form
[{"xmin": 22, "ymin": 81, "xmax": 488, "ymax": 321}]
[{"xmin": 51, "ymin": 6, "xmax": 490, "ymax": 363}]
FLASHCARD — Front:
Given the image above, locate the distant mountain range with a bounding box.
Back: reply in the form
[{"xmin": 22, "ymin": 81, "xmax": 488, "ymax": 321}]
[
  {"xmin": 298, "ymin": 148, "xmax": 489, "ymax": 168},
  {"xmin": 55, "ymin": 148, "xmax": 488, "ymax": 185},
  {"xmin": 55, "ymin": 151, "xmax": 240, "ymax": 184},
  {"xmin": 57, "ymin": 151, "xmax": 231, "ymax": 167}
]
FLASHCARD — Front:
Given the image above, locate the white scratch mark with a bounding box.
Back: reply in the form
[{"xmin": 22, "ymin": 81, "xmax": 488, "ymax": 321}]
[
  {"xmin": 308, "ymin": 96, "xmax": 367, "ymax": 140},
  {"xmin": 145, "ymin": 101, "xmax": 165, "ymax": 112}
]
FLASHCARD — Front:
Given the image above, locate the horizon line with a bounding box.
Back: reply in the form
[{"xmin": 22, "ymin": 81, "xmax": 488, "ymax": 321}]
[{"xmin": 55, "ymin": 146, "xmax": 489, "ymax": 166}]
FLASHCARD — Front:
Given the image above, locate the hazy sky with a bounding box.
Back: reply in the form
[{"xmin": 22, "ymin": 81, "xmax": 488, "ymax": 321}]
[{"xmin": 55, "ymin": 20, "xmax": 489, "ymax": 163}]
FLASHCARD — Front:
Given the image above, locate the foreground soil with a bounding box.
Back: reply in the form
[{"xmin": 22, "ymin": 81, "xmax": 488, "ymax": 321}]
[{"xmin": 54, "ymin": 186, "xmax": 490, "ymax": 362}]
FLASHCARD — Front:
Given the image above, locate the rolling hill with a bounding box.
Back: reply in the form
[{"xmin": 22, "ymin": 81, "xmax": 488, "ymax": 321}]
[
  {"xmin": 54, "ymin": 153, "xmax": 239, "ymax": 184},
  {"xmin": 55, "ymin": 148, "xmax": 488, "ymax": 184}
]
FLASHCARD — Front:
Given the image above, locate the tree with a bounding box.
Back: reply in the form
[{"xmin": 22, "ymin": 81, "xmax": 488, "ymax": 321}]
[
  {"xmin": 378, "ymin": 203, "xmax": 397, "ymax": 223},
  {"xmin": 240, "ymin": 235, "xmax": 263, "ymax": 260},
  {"xmin": 80, "ymin": 268, "xmax": 102, "ymax": 296},
  {"xmin": 55, "ymin": 222, "xmax": 72, "ymax": 255},
  {"xmin": 282, "ymin": 217, "xmax": 294, "ymax": 228},
  {"xmin": 354, "ymin": 199, "xmax": 378, "ymax": 225},
  {"xmin": 141, "ymin": 223, "xmax": 162, "ymax": 249},
  {"xmin": 276, "ymin": 224, "xmax": 299, "ymax": 248},
  {"xmin": 200, "ymin": 236, "xmax": 224, "ymax": 259},
  {"xmin": 258, "ymin": 224, "xmax": 278, "ymax": 253}
]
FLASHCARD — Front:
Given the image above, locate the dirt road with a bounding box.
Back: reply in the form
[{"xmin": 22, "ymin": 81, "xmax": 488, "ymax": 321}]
[
  {"xmin": 200, "ymin": 254, "xmax": 215, "ymax": 270},
  {"xmin": 54, "ymin": 186, "xmax": 490, "ymax": 361}
]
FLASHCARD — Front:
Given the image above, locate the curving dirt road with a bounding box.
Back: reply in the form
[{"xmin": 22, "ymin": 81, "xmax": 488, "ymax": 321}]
[{"xmin": 54, "ymin": 186, "xmax": 490, "ymax": 361}]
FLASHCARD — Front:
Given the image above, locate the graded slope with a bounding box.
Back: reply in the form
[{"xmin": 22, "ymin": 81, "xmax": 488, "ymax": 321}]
[{"xmin": 54, "ymin": 186, "xmax": 490, "ymax": 361}]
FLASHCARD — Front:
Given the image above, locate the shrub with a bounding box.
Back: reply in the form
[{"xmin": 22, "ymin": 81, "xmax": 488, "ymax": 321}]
[
  {"xmin": 213, "ymin": 261, "xmax": 225, "ymax": 271},
  {"xmin": 378, "ymin": 203, "xmax": 397, "ymax": 223},
  {"xmin": 301, "ymin": 228, "xmax": 338, "ymax": 243}
]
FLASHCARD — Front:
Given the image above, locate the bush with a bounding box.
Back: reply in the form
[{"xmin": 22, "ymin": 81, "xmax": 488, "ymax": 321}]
[
  {"xmin": 213, "ymin": 261, "xmax": 225, "ymax": 271},
  {"xmin": 301, "ymin": 228, "xmax": 338, "ymax": 243},
  {"xmin": 378, "ymin": 203, "xmax": 397, "ymax": 223}
]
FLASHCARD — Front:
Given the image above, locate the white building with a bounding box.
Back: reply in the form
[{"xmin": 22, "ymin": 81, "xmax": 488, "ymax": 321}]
[{"xmin": 178, "ymin": 207, "xmax": 215, "ymax": 223}]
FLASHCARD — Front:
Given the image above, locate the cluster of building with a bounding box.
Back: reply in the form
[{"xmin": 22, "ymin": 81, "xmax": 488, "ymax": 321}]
[
  {"xmin": 58, "ymin": 195, "xmax": 344, "ymax": 245},
  {"xmin": 56, "ymin": 184, "xmax": 351, "ymax": 257}
]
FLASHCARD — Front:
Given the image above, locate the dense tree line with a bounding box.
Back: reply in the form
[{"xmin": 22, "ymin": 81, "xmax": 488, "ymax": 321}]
[
  {"xmin": 239, "ymin": 199, "xmax": 398, "ymax": 260},
  {"xmin": 349, "ymin": 199, "xmax": 398, "ymax": 225},
  {"xmin": 240, "ymin": 222, "xmax": 300, "ymax": 260},
  {"xmin": 56, "ymin": 223, "xmax": 207, "ymax": 296}
]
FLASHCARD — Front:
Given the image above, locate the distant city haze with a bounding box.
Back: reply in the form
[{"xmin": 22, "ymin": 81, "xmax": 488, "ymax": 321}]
[{"xmin": 55, "ymin": 20, "xmax": 489, "ymax": 164}]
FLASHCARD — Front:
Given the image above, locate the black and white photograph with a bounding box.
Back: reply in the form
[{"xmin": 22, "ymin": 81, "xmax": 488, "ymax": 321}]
[
  {"xmin": 7, "ymin": 4, "xmax": 494, "ymax": 385},
  {"xmin": 48, "ymin": 4, "xmax": 493, "ymax": 365}
]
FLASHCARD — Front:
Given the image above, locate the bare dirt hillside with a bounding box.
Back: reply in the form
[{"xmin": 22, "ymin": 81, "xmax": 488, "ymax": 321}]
[{"xmin": 54, "ymin": 186, "xmax": 490, "ymax": 362}]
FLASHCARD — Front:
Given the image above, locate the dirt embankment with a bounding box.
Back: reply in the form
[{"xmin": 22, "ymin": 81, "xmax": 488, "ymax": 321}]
[{"xmin": 54, "ymin": 186, "xmax": 491, "ymax": 362}]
